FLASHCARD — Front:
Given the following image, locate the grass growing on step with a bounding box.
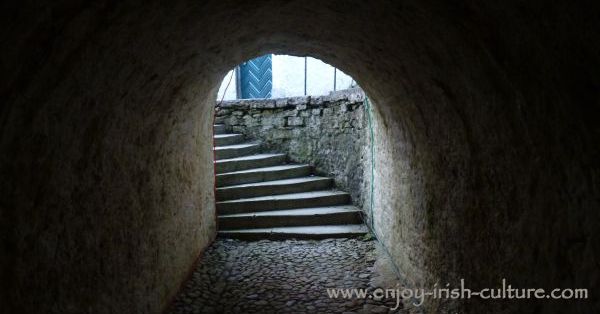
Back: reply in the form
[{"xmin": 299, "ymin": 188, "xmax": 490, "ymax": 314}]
[{"xmin": 362, "ymin": 232, "xmax": 375, "ymax": 241}]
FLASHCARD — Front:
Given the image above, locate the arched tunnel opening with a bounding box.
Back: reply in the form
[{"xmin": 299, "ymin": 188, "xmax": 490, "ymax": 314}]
[
  {"xmin": 1, "ymin": 1, "xmax": 599, "ymax": 313},
  {"xmin": 211, "ymin": 55, "xmax": 373, "ymax": 241}
]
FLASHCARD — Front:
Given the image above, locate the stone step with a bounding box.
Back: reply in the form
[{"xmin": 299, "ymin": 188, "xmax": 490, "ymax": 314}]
[
  {"xmin": 214, "ymin": 133, "xmax": 244, "ymax": 146},
  {"xmin": 218, "ymin": 224, "xmax": 368, "ymax": 240},
  {"xmin": 216, "ymin": 164, "xmax": 311, "ymax": 187},
  {"xmin": 215, "ymin": 154, "xmax": 286, "ymax": 174},
  {"xmin": 216, "ymin": 176, "xmax": 333, "ymax": 201},
  {"xmin": 214, "ymin": 116, "xmax": 226, "ymax": 124},
  {"xmin": 216, "ymin": 190, "xmax": 350, "ymax": 215},
  {"xmin": 218, "ymin": 205, "xmax": 362, "ymax": 229},
  {"xmin": 214, "ymin": 142, "xmax": 260, "ymax": 160},
  {"xmin": 214, "ymin": 124, "xmax": 226, "ymax": 134}
]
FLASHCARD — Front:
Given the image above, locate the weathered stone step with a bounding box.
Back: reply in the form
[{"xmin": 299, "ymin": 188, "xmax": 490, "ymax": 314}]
[
  {"xmin": 218, "ymin": 205, "xmax": 362, "ymax": 229},
  {"xmin": 218, "ymin": 224, "xmax": 368, "ymax": 240},
  {"xmin": 214, "ymin": 142, "xmax": 260, "ymax": 160},
  {"xmin": 216, "ymin": 164, "xmax": 311, "ymax": 187},
  {"xmin": 216, "ymin": 190, "xmax": 350, "ymax": 215},
  {"xmin": 214, "ymin": 116, "xmax": 226, "ymax": 124},
  {"xmin": 214, "ymin": 124, "xmax": 226, "ymax": 134},
  {"xmin": 217, "ymin": 176, "xmax": 332, "ymax": 201},
  {"xmin": 215, "ymin": 154, "xmax": 286, "ymax": 174},
  {"xmin": 214, "ymin": 133, "xmax": 244, "ymax": 146}
]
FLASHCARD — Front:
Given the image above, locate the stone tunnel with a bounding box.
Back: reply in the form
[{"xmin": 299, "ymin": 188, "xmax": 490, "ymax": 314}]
[{"xmin": 1, "ymin": 0, "xmax": 599, "ymax": 313}]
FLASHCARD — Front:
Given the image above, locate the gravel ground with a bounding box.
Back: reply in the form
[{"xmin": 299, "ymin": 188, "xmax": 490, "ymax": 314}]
[{"xmin": 167, "ymin": 238, "xmax": 403, "ymax": 314}]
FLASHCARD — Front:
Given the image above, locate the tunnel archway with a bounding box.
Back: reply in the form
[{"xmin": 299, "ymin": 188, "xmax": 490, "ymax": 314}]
[
  {"xmin": 212, "ymin": 54, "xmax": 373, "ymax": 238},
  {"xmin": 2, "ymin": 1, "xmax": 598, "ymax": 313}
]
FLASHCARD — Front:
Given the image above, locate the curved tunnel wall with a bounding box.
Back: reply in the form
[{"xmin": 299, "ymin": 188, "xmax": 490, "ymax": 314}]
[{"xmin": 1, "ymin": 1, "xmax": 598, "ymax": 313}]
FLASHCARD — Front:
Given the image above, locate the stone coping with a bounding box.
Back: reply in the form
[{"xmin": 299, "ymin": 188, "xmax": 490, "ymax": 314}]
[{"xmin": 216, "ymin": 88, "xmax": 365, "ymax": 109}]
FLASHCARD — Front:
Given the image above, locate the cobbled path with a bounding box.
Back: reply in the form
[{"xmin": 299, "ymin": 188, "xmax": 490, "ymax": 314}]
[{"xmin": 168, "ymin": 238, "xmax": 401, "ymax": 313}]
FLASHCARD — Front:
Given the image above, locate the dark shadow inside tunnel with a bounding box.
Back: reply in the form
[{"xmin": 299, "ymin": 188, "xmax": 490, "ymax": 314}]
[{"xmin": 1, "ymin": 1, "xmax": 598, "ymax": 313}]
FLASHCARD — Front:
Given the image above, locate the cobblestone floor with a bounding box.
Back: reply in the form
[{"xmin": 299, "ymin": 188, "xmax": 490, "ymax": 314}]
[{"xmin": 168, "ymin": 238, "xmax": 403, "ymax": 314}]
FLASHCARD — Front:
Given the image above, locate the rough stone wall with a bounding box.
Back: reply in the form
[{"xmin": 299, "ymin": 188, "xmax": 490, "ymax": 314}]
[
  {"xmin": 215, "ymin": 89, "xmax": 371, "ymax": 209},
  {"xmin": 1, "ymin": 1, "xmax": 599, "ymax": 314}
]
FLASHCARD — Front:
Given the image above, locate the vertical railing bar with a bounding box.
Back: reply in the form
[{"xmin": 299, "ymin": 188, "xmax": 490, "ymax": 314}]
[
  {"xmin": 333, "ymin": 67, "xmax": 337, "ymax": 91},
  {"xmin": 304, "ymin": 56, "xmax": 307, "ymax": 96},
  {"xmin": 235, "ymin": 66, "xmax": 241, "ymax": 99}
]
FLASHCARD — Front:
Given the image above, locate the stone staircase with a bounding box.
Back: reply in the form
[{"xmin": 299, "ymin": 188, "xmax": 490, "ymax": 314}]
[{"xmin": 213, "ymin": 124, "xmax": 368, "ymax": 240}]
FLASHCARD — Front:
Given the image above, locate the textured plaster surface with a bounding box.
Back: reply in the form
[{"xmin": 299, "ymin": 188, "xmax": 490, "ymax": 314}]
[{"xmin": 1, "ymin": 1, "xmax": 599, "ymax": 313}]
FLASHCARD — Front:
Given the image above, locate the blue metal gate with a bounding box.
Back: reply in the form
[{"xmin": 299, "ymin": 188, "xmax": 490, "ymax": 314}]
[{"xmin": 238, "ymin": 55, "xmax": 272, "ymax": 99}]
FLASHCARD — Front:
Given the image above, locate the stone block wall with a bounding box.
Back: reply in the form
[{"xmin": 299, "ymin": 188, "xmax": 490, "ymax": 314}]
[{"xmin": 215, "ymin": 89, "xmax": 373, "ymax": 212}]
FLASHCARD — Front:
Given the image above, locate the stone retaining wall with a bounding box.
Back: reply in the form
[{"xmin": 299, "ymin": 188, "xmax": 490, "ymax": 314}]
[{"xmin": 215, "ymin": 88, "xmax": 372, "ymax": 211}]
